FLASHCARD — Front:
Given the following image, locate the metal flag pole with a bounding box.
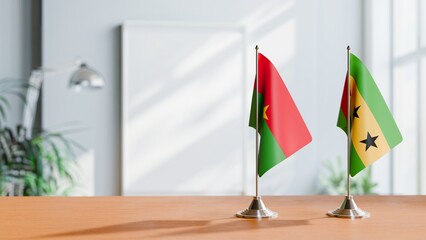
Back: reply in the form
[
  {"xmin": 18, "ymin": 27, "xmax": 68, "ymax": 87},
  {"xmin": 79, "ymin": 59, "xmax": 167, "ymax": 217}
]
[
  {"xmin": 236, "ymin": 45, "xmax": 277, "ymax": 219},
  {"xmin": 256, "ymin": 45, "xmax": 259, "ymax": 198},
  {"xmin": 347, "ymin": 45, "xmax": 352, "ymax": 198},
  {"xmin": 327, "ymin": 46, "xmax": 369, "ymax": 219}
]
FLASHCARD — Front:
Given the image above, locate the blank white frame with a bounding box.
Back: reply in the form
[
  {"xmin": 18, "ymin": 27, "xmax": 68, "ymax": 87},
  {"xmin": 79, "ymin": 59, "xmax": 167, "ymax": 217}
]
[{"xmin": 121, "ymin": 21, "xmax": 248, "ymax": 195}]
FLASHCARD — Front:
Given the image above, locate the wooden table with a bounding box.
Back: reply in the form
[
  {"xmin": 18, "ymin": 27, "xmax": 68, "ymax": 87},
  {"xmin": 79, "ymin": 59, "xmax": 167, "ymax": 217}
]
[{"xmin": 1, "ymin": 196, "xmax": 426, "ymax": 239}]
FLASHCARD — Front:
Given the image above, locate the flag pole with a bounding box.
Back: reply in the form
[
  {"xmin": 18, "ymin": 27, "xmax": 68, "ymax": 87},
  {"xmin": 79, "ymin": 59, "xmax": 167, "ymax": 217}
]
[
  {"xmin": 255, "ymin": 45, "xmax": 259, "ymax": 198},
  {"xmin": 346, "ymin": 45, "xmax": 351, "ymax": 198},
  {"xmin": 236, "ymin": 45, "xmax": 277, "ymax": 219},
  {"xmin": 326, "ymin": 46, "xmax": 369, "ymax": 219}
]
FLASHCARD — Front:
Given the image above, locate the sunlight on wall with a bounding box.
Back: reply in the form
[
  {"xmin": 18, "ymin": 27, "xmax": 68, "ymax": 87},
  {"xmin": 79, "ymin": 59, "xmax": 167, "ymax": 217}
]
[
  {"xmin": 241, "ymin": 0, "xmax": 294, "ymax": 31},
  {"xmin": 173, "ymin": 31, "xmax": 244, "ymax": 79}
]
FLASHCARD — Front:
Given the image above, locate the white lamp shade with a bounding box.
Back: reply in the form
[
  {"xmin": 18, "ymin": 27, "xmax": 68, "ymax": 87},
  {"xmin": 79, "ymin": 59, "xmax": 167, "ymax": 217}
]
[{"xmin": 69, "ymin": 63, "xmax": 104, "ymax": 90}]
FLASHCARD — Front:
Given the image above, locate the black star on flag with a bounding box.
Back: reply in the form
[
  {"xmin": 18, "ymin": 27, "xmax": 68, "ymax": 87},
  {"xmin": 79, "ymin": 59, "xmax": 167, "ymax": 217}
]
[
  {"xmin": 353, "ymin": 105, "xmax": 360, "ymax": 119},
  {"xmin": 360, "ymin": 132, "xmax": 379, "ymax": 151}
]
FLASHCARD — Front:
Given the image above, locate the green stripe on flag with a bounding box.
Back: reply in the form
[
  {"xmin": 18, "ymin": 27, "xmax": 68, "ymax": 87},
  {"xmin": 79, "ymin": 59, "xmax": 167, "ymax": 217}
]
[
  {"xmin": 249, "ymin": 91, "xmax": 264, "ymax": 132},
  {"xmin": 350, "ymin": 54, "xmax": 402, "ymax": 147},
  {"xmin": 337, "ymin": 109, "xmax": 347, "ymax": 133},
  {"xmin": 258, "ymin": 121, "xmax": 287, "ymax": 176}
]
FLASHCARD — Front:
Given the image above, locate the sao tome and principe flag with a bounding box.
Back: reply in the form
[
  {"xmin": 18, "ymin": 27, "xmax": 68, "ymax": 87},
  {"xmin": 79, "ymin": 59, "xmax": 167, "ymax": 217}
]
[
  {"xmin": 249, "ymin": 53, "xmax": 312, "ymax": 177},
  {"xmin": 337, "ymin": 53, "xmax": 403, "ymax": 177}
]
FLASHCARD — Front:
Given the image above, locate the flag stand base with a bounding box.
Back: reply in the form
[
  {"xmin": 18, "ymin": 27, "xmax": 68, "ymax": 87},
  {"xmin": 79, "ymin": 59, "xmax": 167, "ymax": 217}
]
[
  {"xmin": 327, "ymin": 195, "xmax": 370, "ymax": 219},
  {"xmin": 236, "ymin": 196, "xmax": 278, "ymax": 219}
]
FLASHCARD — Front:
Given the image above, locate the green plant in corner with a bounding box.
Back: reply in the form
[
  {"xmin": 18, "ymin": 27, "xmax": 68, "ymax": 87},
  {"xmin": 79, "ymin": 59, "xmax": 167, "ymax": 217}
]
[
  {"xmin": 319, "ymin": 156, "xmax": 378, "ymax": 195},
  {"xmin": 0, "ymin": 125, "xmax": 83, "ymax": 196},
  {"xmin": 0, "ymin": 79, "xmax": 82, "ymax": 196}
]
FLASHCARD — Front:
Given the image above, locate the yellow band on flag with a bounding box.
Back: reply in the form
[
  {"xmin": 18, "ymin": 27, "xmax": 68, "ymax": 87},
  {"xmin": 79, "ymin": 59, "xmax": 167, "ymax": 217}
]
[{"xmin": 350, "ymin": 76, "xmax": 391, "ymax": 166}]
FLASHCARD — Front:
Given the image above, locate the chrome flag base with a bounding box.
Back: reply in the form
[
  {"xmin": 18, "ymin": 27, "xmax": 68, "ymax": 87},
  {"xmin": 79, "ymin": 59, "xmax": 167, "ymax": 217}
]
[
  {"xmin": 327, "ymin": 195, "xmax": 370, "ymax": 219},
  {"xmin": 236, "ymin": 196, "xmax": 278, "ymax": 219}
]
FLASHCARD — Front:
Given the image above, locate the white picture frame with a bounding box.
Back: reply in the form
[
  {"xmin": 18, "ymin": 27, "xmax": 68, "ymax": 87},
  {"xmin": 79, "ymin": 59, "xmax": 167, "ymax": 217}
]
[{"xmin": 121, "ymin": 21, "xmax": 248, "ymax": 195}]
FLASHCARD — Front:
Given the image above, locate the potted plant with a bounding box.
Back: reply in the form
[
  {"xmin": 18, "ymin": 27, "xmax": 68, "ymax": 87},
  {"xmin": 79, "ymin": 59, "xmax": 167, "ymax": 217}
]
[{"xmin": 0, "ymin": 79, "xmax": 80, "ymax": 196}]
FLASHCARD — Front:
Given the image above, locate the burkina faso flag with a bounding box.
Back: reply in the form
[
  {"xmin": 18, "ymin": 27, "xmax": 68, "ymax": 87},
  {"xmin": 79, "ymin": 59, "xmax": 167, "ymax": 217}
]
[
  {"xmin": 337, "ymin": 53, "xmax": 403, "ymax": 176},
  {"xmin": 249, "ymin": 53, "xmax": 311, "ymax": 177}
]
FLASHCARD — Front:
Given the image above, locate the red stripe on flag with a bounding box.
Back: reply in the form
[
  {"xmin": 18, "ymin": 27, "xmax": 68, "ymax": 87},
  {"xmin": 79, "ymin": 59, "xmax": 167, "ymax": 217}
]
[
  {"xmin": 257, "ymin": 53, "xmax": 311, "ymax": 157},
  {"xmin": 340, "ymin": 73, "xmax": 349, "ymax": 121}
]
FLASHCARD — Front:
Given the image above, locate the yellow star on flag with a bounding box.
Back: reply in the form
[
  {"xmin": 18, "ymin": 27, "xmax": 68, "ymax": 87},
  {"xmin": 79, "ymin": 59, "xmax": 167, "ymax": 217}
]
[{"xmin": 263, "ymin": 105, "xmax": 269, "ymax": 120}]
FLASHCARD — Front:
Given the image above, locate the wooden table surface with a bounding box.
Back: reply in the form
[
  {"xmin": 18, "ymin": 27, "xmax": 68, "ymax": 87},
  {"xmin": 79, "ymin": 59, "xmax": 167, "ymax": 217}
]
[{"xmin": 1, "ymin": 196, "xmax": 426, "ymax": 239}]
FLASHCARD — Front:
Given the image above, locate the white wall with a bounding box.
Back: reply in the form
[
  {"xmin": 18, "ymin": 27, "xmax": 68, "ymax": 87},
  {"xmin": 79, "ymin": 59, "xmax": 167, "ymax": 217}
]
[
  {"xmin": 0, "ymin": 0, "xmax": 32, "ymax": 127},
  {"xmin": 364, "ymin": 0, "xmax": 393, "ymax": 194},
  {"xmin": 42, "ymin": 0, "xmax": 363, "ymax": 195},
  {"xmin": 365, "ymin": 0, "xmax": 426, "ymax": 195}
]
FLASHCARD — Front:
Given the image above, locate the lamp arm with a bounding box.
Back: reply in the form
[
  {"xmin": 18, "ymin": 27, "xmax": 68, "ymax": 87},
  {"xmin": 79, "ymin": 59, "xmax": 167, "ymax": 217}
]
[
  {"xmin": 35, "ymin": 59, "xmax": 82, "ymax": 76},
  {"xmin": 21, "ymin": 72, "xmax": 43, "ymax": 137},
  {"xmin": 22, "ymin": 59, "xmax": 82, "ymax": 137}
]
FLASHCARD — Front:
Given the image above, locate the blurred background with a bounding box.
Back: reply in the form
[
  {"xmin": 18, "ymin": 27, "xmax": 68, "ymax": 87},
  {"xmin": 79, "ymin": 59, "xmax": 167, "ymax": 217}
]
[{"xmin": 0, "ymin": 0, "xmax": 424, "ymax": 196}]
